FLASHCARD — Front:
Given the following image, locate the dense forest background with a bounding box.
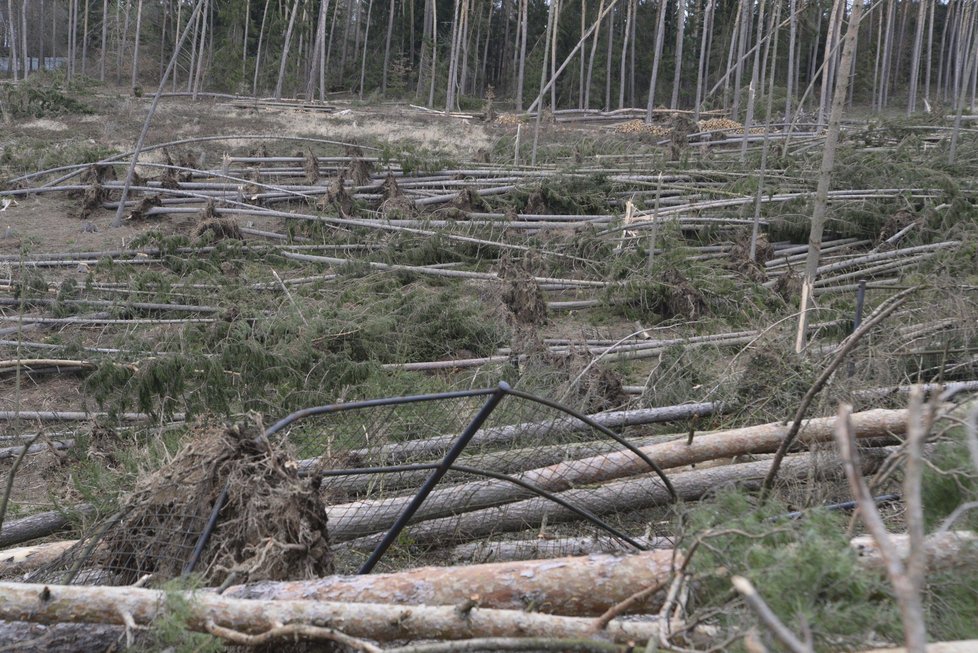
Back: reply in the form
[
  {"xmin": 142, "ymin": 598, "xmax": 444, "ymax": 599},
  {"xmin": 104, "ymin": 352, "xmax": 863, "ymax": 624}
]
[{"xmin": 1, "ymin": 1, "xmax": 976, "ymax": 121}]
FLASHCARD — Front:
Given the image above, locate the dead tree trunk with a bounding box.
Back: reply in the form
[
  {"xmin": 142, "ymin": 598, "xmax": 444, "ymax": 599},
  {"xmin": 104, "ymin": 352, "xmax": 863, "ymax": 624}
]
[
  {"xmin": 0, "ymin": 582, "xmax": 668, "ymax": 644},
  {"xmin": 646, "ymin": 0, "xmax": 669, "ymax": 119},
  {"xmin": 327, "ymin": 409, "xmax": 907, "ymax": 541},
  {"xmin": 225, "ymin": 549, "xmax": 677, "ymax": 616},
  {"xmin": 274, "ymin": 0, "xmax": 301, "ymax": 99},
  {"xmin": 795, "ymin": 0, "xmax": 863, "ymax": 352}
]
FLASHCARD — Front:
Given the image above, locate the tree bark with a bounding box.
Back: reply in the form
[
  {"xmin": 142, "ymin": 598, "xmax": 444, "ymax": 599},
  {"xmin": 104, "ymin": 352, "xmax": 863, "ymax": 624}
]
[
  {"xmin": 795, "ymin": 0, "xmax": 863, "ymax": 352},
  {"xmin": 326, "ymin": 409, "xmax": 907, "ymax": 542},
  {"xmin": 645, "ymin": 0, "xmax": 668, "ymax": 119},
  {"xmin": 338, "ymin": 447, "xmax": 890, "ymax": 553},
  {"xmin": 358, "ymin": 0, "xmax": 374, "ymax": 98},
  {"xmin": 670, "ymin": 0, "xmax": 687, "ymax": 109},
  {"xmin": 341, "ymin": 402, "xmax": 718, "ymax": 467},
  {"xmin": 0, "ymin": 540, "xmax": 78, "ymax": 577},
  {"xmin": 584, "ymin": 0, "xmax": 606, "ymax": 110},
  {"xmin": 274, "ymin": 0, "xmax": 301, "ymax": 99},
  {"xmin": 907, "ymin": 0, "xmax": 928, "ymax": 114},
  {"xmin": 131, "ymin": 0, "xmax": 143, "ymax": 89},
  {"xmin": 225, "ymin": 549, "xmax": 677, "ymax": 616},
  {"xmin": 381, "ymin": 0, "xmax": 397, "ymax": 93},
  {"xmin": 618, "ymin": 0, "xmax": 632, "ymax": 109},
  {"xmin": 0, "ymin": 582, "xmax": 669, "ymax": 645}
]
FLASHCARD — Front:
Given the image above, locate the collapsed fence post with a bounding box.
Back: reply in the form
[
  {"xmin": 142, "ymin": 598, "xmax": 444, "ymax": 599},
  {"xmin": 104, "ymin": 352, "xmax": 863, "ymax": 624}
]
[{"xmin": 357, "ymin": 382, "xmax": 511, "ymax": 574}]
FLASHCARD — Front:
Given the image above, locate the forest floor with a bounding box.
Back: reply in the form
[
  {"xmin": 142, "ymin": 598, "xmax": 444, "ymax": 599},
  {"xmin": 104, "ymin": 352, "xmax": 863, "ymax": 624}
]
[{"xmin": 1, "ymin": 75, "xmax": 978, "ymax": 651}]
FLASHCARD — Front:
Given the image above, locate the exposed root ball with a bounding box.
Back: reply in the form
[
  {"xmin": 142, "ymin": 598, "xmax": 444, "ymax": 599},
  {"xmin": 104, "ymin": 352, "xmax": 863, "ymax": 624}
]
[
  {"xmin": 303, "ymin": 149, "xmax": 320, "ymax": 184},
  {"xmin": 877, "ymin": 208, "xmax": 920, "ymax": 247},
  {"xmin": 125, "ymin": 194, "xmax": 164, "ymax": 221},
  {"xmin": 194, "ymin": 217, "xmax": 244, "ymax": 242},
  {"xmin": 499, "ymin": 267, "xmax": 548, "ymax": 327},
  {"xmin": 772, "ymin": 271, "xmax": 803, "ymax": 304},
  {"xmin": 451, "ymin": 187, "xmax": 485, "ymax": 212},
  {"xmin": 346, "ymin": 157, "xmax": 373, "ymax": 186},
  {"xmin": 74, "ymin": 181, "xmax": 107, "ymax": 220},
  {"xmin": 659, "ymin": 269, "xmax": 708, "ymax": 320},
  {"xmin": 381, "ymin": 172, "xmax": 401, "ymax": 201},
  {"xmin": 524, "ymin": 188, "xmax": 549, "ymax": 215},
  {"xmin": 79, "ymin": 164, "xmax": 117, "ymax": 185},
  {"xmin": 320, "ymin": 172, "xmax": 354, "ymax": 217},
  {"xmin": 86, "ymin": 417, "xmax": 332, "ymax": 586},
  {"xmin": 728, "ymin": 230, "xmax": 774, "ymax": 281}
]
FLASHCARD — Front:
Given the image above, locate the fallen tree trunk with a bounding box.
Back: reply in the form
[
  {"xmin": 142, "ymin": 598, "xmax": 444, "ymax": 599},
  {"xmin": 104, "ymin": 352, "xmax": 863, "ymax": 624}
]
[
  {"xmin": 342, "ymin": 402, "xmax": 719, "ymax": 466},
  {"xmin": 859, "ymin": 642, "xmax": 978, "ymax": 653},
  {"xmin": 0, "ymin": 541, "xmax": 78, "ymax": 578},
  {"xmin": 336, "ymin": 447, "xmax": 890, "ymax": 552},
  {"xmin": 327, "ymin": 409, "xmax": 907, "ymax": 541},
  {"xmin": 0, "ymin": 582, "xmax": 672, "ymax": 644},
  {"xmin": 450, "ymin": 535, "xmax": 673, "ymax": 563},
  {"xmin": 852, "ymin": 531, "xmax": 978, "ymax": 572},
  {"xmin": 0, "ymin": 621, "xmax": 124, "ymax": 651},
  {"xmin": 0, "ymin": 506, "xmax": 92, "ymax": 548},
  {"xmin": 224, "ymin": 549, "xmax": 677, "ymax": 615}
]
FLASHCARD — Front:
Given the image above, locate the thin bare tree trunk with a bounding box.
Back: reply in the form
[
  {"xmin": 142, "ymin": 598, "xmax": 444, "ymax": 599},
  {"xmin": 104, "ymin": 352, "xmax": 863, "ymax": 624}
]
[
  {"xmin": 731, "ymin": 0, "xmax": 749, "ymax": 117},
  {"xmin": 550, "ymin": 0, "xmax": 560, "ymax": 109},
  {"xmin": 785, "ymin": 0, "xmax": 797, "ymax": 119},
  {"xmin": 645, "ymin": 0, "xmax": 668, "ymax": 119},
  {"xmin": 111, "ymin": 0, "xmax": 207, "ymax": 229},
  {"xmin": 81, "ymin": 0, "xmax": 90, "ymax": 75},
  {"xmin": 117, "ymin": 0, "xmax": 130, "ymax": 84},
  {"xmin": 694, "ymin": 0, "xmax": 715, "ymax": 120},
  {"xmin": 908, "ymin": 0, "xmax": 927, "ymax": 114},
  {"xmin": 99, "ymin": 0, "xmax": 109, "ymax": 81},
  {"xmin": 6, "ymin": 0, "xmax": 18, "ymax": 81},
  {"xmin": 796, "ymin": 0, "xmax": 862, "ymax": 352},
  {"xmin": 817, "ymin": 0, "xmax": 843, "ymax": 127},
  {"xmin": 274, "ymin": 0, "xmax": 301, "ymax": 99},
  {"xmin": 515, "ymin": 0, "xmax": 528, "ymax": 109},
  {"xmin": 427, "ymin": 0, "xmax": 438, "ymax": 106},
  {"xmin": 381, "ymin": 0, "xmax": 396, "ymax": 93},
  {"xmin": 191, "ymin": 0, "xmax": 209, "ymax": 98},
  {"xmin": 604, "ymin": 4, "xmax": 614, "ymax": 110},
  {"xmin": 579, "ymin": 0, "xmax": 586, "ymax": 107},
  {"xmin": 325, "ymin": 0, "xmax": 342, "ymax": 93},
  {"xmin": 131, "ymin": 0, "xmax": 143, "ymax": 89},
  {"xmin": 359, "ymin": 0, "xmax": 375, "ymax": 98},
  {"xmin": 670, "ymin": 0, "xmax": 687, "ymax": 108},
  {"xmin": 252, "ymin": 0, "xmax": 270, "ymax": 96},
  {"xmin": 741, "ymin": 0, "xmax": 767, "ymax": 161},
  {"xmin": 618, "ymin": 0, "xmax": 632, "ymax": 109},
  {"xmin": 925, "ymin": 0, "xmax": 935, "ymax": 105},
  {"xmin": 585, "ymin": 0, "xmax": 606, "ymax": 110},
  {"xmin": 445, "ymin": 0, "xmax": 462, "ymax": 112}
]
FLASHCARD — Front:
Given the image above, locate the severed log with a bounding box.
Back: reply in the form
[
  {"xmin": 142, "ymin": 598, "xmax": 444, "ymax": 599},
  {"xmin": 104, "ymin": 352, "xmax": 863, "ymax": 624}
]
[
  {"xmin": 859, "ymin": 642, "xmax": 978, "ymax": 653},
  {"xmin": 319, "ymin": 431, "xmax": 683, "ymax": 497},
  {"xmin": 450, "ymin": 536, "xmax": 674, "ymax": 563},
  {"xmin": 852, "ymin": 531, "xmax": 978, "ymax": 572},
  {"xmin": 336, "ymin": 447, "xmax": 891, "ymax": 553},
  {"xmin": 0, "ymin": 621, "xmax": 124, "ymax": 652},
  {"xmin": 0, "ymin": 581, "xmax": 674, "ymax": 645},
  {"xmin": 224, "ymin": 549, "xmax": 677, "ymax": 616},
  {"xmin": 327, "ymin": 409, "xmax": 908, "ymax": 541},
  {"xmin": 340, "ymin": 402, "xmax": 720, "ymax": 466},
  {"xmin": 0, "ymin": 506, "xmax": 92, "ymax": 548},
  {"xmin": 0, "ymin": 541, "xmax": 78, "ymax": 578}
]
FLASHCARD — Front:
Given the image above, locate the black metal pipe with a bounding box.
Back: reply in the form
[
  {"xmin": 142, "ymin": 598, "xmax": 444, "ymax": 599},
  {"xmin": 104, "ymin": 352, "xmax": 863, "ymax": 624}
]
[
  {"xmin": 357, "ymin": 383, "xmax": 510, "ymax": 573},
  {"xmin": 181, "ymin": 485, "xmax": 230, "ymax": 577},
  {"xmin": 264, "ymin": 387, "xmax": 496, "ymax": 438}
]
